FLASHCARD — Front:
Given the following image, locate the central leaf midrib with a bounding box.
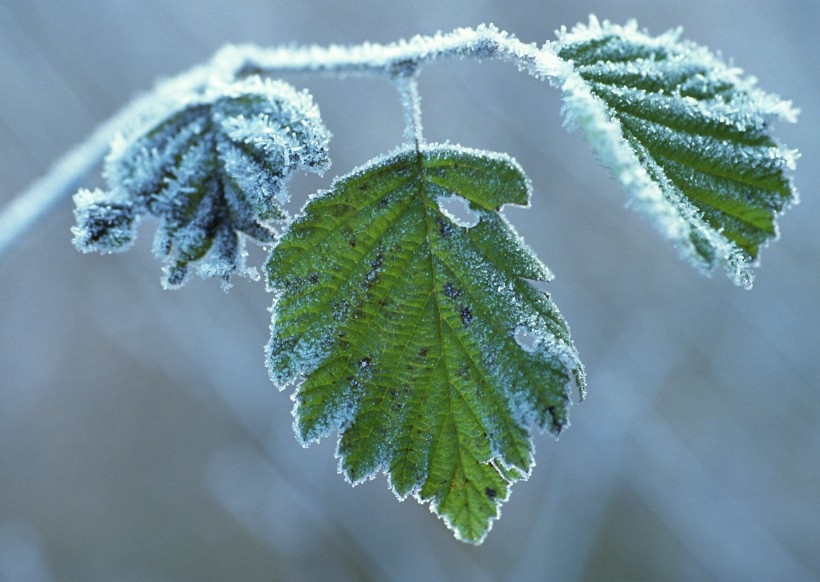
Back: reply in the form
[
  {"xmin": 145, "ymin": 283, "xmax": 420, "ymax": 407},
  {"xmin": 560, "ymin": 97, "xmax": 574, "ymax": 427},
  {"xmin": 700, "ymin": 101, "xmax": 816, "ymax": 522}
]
[
  {"xmin": 416, "ymin": 150, "xmax": 476, "ymax": 512},
  {"xmin": 341, "ymin": 233, "xmax": 432, "ymax": 455},
  {"xmin": 418, "ymin": 153, "xmax": 558, "ymax": 467},
  {"xmin": 414, "ymin": 152, "xmax": 536, "ymax": 507}
]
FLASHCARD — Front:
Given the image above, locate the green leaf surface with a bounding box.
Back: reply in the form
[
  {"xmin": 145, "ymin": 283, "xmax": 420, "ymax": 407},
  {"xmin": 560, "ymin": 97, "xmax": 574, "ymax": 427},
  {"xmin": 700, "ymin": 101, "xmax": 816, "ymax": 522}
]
[
  {"xmin": 552, "ymin": 17, "xmax": 798, "ymax": 288},
  {"xmin": 266, "ymin": 145, "xmax": 584, "ymax": 543}
]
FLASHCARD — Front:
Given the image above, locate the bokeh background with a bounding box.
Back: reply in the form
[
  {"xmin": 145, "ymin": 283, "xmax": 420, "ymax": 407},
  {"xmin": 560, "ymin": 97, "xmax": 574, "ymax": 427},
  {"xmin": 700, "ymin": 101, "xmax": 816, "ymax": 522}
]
[{"xmin": 1, "ymin": 1, "xmax": 818, "ymax": 580}]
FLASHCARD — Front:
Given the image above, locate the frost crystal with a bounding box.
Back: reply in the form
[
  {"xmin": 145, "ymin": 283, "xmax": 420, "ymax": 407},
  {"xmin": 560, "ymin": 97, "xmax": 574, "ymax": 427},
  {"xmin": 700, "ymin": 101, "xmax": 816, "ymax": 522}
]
[
  {"xmin": 71, "ymin": 188, "xmax": 139, "ymax": 253},
  {"xmin": 73, "ymin": 76, "xmax": 330, "ymax": 289},
  {"xmin": 551, "ymin": 16, "xmax": 798, "ymax": 288}
]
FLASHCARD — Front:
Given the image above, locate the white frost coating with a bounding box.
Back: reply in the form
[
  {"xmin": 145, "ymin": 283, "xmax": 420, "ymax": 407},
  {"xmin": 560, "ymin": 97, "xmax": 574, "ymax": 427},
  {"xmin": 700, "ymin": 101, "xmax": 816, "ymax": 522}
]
[
  {"xmin": 293, "ymin": 380, "xmax": 361, "ymax": 450},
  {"xmin": 436, "ymin": 193, "xmax": 480, "ymax": 228},
  {"xmin": 195, "ymin": 230, "xmax": 261, "ymax": 292},
  {"xmin": 513, "ymin": 325, "xmax": 538, "ymax": 352},
  {"xmin": 267, "ymin": 295, "xmax": 340, "ymax": 393},
  {"xmin": 71, "ymin": 188, "xmax": 139, "ymax": 254},
  {"xmin": 393, "ymin": 73, "xmax": 425, "ymax": 147},
  {"xmin": 214, "ymin": 24, "xmax": 562, "ymax": 81},
  {"xmin": 0, "ymin": 56, "xmax": 224, "ymax": 259},
  {"xmin": 550, "ymin": 15, "xmax": 799, "ymax": 289}
]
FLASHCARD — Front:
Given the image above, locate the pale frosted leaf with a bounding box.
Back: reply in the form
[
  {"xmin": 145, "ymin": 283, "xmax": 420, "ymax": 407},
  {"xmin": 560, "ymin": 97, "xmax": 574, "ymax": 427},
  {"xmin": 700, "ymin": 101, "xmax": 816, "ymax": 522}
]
[
  {"xmin": 73, "ymin": 77, "xmax": 330, "ymax": 289},
  {"xmin": 552, "ymin": 16, "xmax": 798, "ymax": 288}
]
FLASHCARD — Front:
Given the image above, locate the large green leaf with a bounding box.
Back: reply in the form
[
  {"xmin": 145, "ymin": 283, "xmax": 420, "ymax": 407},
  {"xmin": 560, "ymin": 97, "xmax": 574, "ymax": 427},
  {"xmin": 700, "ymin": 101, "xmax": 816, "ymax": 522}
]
[
  {"xmin": 551, "ymin": 17, "xmax": 798, "ymax": 288},
  {"xmin": 266, "ymin": 145, "xmax": 585, "ymax": 543}
]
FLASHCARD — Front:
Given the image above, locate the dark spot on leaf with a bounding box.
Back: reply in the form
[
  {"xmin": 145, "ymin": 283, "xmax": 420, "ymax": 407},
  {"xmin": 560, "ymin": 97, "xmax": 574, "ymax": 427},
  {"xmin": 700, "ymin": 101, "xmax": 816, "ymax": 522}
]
[
  {"xmin": 485, "ymin": 488, "xmax": 496, "ymax": 499},
  {"xmin": 548, "ymin": 406, "xmax": 566, "ymax": 431},
  {"xmin": 349, "ymin": 236, "xmax": 357, "ymax": 248},
  {"xmin": 418, "ymin": 347, "xmax": 429, "ymax": 358},
  {"xmin": 443, "ymin": 282, "xmax": 461, "ymax": 299},
  {"xmin": 389, "ymin": 389, "xmax": 398, "ymax": 398},
  {"xmin": 460, "ymin": 306, "xmax": 473, "ymax": 327},
  {"xmin": 393, "ymin": 403, "xmax": 403, "ymax": 410},
  {"xmin": 359, "ymin": 357, "xmax": 372, "ymax": 369},
  {"xmin": 309, "ymin": 273, "xmax": 319, "ymax": 284},
  {"xmin": 457, "ymin": 363, "xmax": 470, "ymax": 379},
  {"xmin": 364, "ymin": 253, "xmax": 385, "ymax": 289},
  {"xmin": 380, "ymin": 196, "xmax": 389, "ymax": 208},
  {"xmin": 438, "ymin": 217, "xmax": 453, "ymax": 238},
  {"xmin": 359, "ymin": 183, "xmax": 368, "ymax": 192}
]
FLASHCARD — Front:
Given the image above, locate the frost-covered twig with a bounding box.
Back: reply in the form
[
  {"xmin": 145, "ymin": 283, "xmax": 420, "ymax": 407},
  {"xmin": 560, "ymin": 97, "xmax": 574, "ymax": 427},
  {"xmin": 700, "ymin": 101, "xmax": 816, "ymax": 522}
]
[
  {"xmin": 221, "ymin": 24, "xmax": 560, "ymax": 80},
  {"xmin": 0, "ymin": 25, "xmax": 558, "ymax": 260},
  {"xmin": 393, "ymin": 72, "xmax": 425, "ymax": 148}
]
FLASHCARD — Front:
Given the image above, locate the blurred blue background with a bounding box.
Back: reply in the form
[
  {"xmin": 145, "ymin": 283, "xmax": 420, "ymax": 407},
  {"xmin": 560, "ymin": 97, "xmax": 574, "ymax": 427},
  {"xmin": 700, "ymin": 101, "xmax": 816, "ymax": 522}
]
[{"xmin": 1, "ymin": 1, "xmax": 818, "ymax": 580}]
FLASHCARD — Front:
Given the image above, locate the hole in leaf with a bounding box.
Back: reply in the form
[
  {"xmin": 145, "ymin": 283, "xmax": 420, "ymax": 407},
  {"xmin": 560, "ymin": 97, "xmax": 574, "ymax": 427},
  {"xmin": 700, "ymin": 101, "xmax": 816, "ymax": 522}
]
[
  {"xmin": 436, "ymin": 194, "xmax": 480, "ymax": 228},
  {"xmin": 513, "ymin": 325, "xmax": 538, "ymax": 353}
]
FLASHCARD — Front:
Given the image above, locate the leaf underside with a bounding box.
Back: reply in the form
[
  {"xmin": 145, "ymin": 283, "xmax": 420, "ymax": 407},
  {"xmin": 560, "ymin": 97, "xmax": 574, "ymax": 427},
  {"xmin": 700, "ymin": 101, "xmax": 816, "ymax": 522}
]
[
  {"xmin": 72, "ymin": 77, "xmax": 329, "ymax": 288},
  {"xmin": 553, "ymin": 17, "xmax": 798, "ymax": 288},
  {"xmin": 266, "ymin": 145, "xmax": 584, "ymax": 543}
]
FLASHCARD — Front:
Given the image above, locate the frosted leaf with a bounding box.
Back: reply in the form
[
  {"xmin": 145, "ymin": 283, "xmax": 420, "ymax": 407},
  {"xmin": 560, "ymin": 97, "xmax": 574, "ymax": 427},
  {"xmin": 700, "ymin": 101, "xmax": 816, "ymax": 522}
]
[
  {"xmin": 266, "ymin": 144, "xmax": 584, "ymax": 544},
  {"xmin": 73, "ymin": 76, "xmax": 330, "ymax": 288},
  {"xmin": 71, "ymin": 188, "xmax": 139, "ymax": 253},
  {"xmin": 551, "ymin": 16, "xmax": 799, "ymax": 288}
]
